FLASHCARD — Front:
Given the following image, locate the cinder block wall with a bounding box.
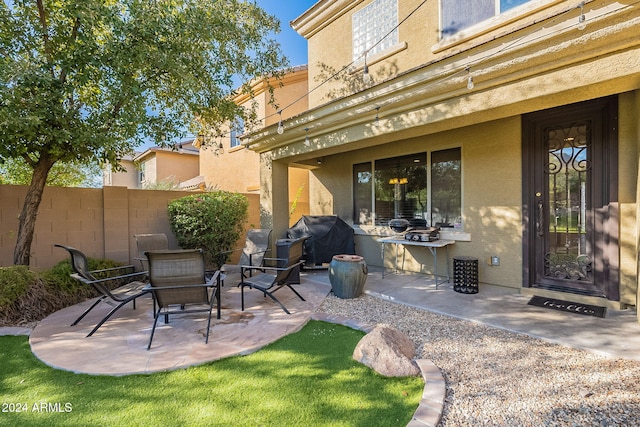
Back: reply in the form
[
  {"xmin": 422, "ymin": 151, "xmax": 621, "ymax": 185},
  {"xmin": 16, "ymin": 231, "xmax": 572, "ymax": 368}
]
[{"xmin": 0, "ymin": 185, "xmax": 260, "ymax": 270}]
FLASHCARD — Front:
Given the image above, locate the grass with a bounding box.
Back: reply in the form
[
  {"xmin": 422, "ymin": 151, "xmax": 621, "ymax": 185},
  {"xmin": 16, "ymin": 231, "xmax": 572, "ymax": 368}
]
[{"xmin": 0, "ymin": 320, "xmax": 423, "ymax": 427}]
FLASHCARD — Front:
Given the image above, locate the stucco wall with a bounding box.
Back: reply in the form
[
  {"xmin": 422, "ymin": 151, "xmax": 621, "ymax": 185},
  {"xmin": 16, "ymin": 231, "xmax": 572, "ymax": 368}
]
[
  {"xmin": 253, "ymin": 0, "xmax": 640, "ymax": 308},
  {"xmin": 308, "ymin": 116, "xmax": 523, "ymax": 288},
  {"xmin": 104, "ymin": 159, "xmax": 139, "ymax": 188},
  {"xmin": 619, "ymin": 91, "xmax": 640, "ymax": 305},
  {"xmin": 199, "ymin": 69, "xmax": 309, "ymax": 195},
  {"xmin": 153, "ymin": 151, "xmax": 199, "ymax": 185},
  {"xmin": 0, "ymin": 186, "xmax": 260, "ymax": 270},
  {"xmin": 300, "ymin": 0, "xmax": 581, "ymax": 109}
]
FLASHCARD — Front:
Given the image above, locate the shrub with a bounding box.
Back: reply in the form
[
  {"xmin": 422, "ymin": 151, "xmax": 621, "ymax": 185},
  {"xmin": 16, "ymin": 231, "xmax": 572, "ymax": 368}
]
[
  {"xmin": 0, "ymin": 266, "xmax": 36, "ymax": 309},
  {"xmin": 0, "ymin": 257, "xmax": 127, "ymax": 326},
  {"xmin": 43, "ymin": 258, "xmax": 124, "ymax": 295},
  {"xmin": 167, "ymin": 191, "xmax": 249, "ymax": 268}
]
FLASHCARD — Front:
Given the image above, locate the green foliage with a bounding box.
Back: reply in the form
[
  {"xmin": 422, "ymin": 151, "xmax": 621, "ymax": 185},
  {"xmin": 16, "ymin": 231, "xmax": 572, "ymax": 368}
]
[
  {"xmin": 0, "ymin": 321, "xmax": 423, "ymax": 426},
  {"xmin": 0, "ymin": 157, "xmax": 101, "ymax": 188},
  {"xmin": 0, "ymin": 258, "xmax": 127, "ymax": 325},
  {"xmin": 42, "ymin": 258, "xmax": 124, "ymax": 295},
  {"xmin": 143, "ymin": 177, "xmax": 181, "ymax": 191},
  {"xmin": 168, "ymin": 191, "xmax": 248, "ymax": 268},
  {"xmin": 0, "ymin": 0, "xmax": 287, "ymax": 166},
  {"xmin": 0, "ymin": 266, "xmax": 37, "ymax": 308},
  {"xmin": 0, "ymin": 0, "xmax": 287, "ymax": 265}
]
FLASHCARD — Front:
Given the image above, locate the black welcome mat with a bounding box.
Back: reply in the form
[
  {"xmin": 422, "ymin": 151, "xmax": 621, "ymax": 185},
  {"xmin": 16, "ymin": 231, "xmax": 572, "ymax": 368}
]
[{"xmin": 527, "ymin": 296, "xmax": 607, "ymax": 318}]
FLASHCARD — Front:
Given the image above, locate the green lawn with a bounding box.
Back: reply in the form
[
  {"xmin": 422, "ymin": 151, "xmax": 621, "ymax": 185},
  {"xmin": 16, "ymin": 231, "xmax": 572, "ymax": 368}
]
[{"xmin": 0, "ymin": 321, "xmax": 423, "ymax": 427}]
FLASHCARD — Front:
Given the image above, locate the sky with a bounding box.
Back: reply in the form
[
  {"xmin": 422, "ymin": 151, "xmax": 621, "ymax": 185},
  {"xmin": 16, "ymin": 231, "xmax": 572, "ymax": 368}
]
[
  {"xmin": 140, "ymin": 0, "xmax": 317, "ymax": 149},
  {"xmin": 258, "ymin": 0, "xmax": 318, "ymax": 67}
]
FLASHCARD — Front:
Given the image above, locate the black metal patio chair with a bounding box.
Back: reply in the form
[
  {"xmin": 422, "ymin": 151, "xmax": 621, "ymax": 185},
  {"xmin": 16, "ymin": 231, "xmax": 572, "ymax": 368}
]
[
  {"xmin": 239, "ymin": 236, "xmax": 306, "ymax": 314},
  {"xmin": 220, "ymin": 229, "xmax": 272, "ymax": 277},
  {"xmin": 54, "ymin": 244, "xmax": 149, "ymax": 337},
  {"xmin": 133, "ymin": 233, "xmax": 168, "ymax": 271},
  {"xmin": 144, "ymin": 249, "xmax": 221, "ymax": 350}
]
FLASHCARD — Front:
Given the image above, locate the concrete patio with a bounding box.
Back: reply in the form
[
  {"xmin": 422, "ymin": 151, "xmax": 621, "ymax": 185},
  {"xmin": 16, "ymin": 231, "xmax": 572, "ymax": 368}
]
[
  {"xmin": 29, "ymin": 274, "xmax": 332, "ymax": 375},
  {"xmin": 25, "ymin": 266, "xmax": 640, "ymax": 378}
]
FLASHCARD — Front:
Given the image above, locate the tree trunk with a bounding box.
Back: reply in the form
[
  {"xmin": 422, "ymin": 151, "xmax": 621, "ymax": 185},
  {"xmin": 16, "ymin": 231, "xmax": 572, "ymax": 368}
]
[{"xmin": 13, "ymin": 156, "xmax": 56, "ymax": 266}]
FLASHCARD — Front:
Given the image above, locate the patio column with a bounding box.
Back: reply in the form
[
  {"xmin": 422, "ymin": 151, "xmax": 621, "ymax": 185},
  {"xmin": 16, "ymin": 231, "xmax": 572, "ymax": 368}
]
[
  {"xmin": 636, "ymin": 150, "xmax": 640, "ymax": 325},
  {"xmin": 260, "ymin": 152, "xmax": 290, "ymax": 242}
]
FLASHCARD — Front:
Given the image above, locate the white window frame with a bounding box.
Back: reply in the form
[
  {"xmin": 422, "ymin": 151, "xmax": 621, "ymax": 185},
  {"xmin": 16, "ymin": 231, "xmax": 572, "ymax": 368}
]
[
  {"xmin": 230, "ymin": 116, "xmax": 244, "ymax": 148},
  {"xmin": 138, "ymin": 162, "xmax": 146, "ymax": 186},
  {"xmin": 441, "ymin": 0, "xmax": 536, "ymax": 38}
]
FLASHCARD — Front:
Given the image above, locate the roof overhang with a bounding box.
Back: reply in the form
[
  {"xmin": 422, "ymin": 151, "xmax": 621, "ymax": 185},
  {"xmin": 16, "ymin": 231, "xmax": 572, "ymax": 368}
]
[{"xmin": 247, "ymin": 4, "xmax": 640, "ymax": 167}]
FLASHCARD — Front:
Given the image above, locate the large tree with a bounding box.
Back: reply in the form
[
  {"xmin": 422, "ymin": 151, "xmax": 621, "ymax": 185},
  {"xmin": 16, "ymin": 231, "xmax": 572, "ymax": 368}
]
[{"xmin": 0, "ymin": 0, "xmax": 287, "ymax": 265}]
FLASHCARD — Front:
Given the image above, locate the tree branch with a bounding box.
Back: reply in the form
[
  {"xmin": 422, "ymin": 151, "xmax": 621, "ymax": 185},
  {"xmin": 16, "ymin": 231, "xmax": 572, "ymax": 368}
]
[
  {"xmin": 35, "ymin": 0, "xmax": 54, "ymax": 78},
  {"xmin": 59, "ymin": 17, "xmax": 80, "ymax": 85}
]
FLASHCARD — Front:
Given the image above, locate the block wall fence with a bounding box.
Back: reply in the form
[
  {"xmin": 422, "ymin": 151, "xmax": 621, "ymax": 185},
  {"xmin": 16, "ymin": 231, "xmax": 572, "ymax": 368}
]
[{"xmin": 0, "ymin": 185, "xmax": 260, "ymax": 270}]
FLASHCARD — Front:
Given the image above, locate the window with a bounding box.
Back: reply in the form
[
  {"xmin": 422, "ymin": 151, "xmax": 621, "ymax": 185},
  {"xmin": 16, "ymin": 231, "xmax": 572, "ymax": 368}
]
[
  {"xmin": 138, "ymin": 162, "xmax": 146, "ymax": 186},
  {"xmin": 352, "ymin": 0, "xmax": 398, "ymax": 61},
  {"xmin": 354, "ymin": 162, "xmax": 373, "ymax": 225},
  {"xmin": 353, "ymin": 148, "xmax": 462, "ymax": 228},
  {"xmin": 441, "ymin": 0, "xmax": 531, "ymax": 37},
  {"xmin": 430, "ymin": 148, "xmax": 461, "ymax": 228},
  {"xmin": 230, "ymin": 116, "xmax": 244, "ymax": 148}
]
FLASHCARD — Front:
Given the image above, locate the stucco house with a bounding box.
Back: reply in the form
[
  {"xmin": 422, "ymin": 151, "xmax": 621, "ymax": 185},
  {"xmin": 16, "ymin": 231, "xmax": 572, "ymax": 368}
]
[
  {"xmin": 241, "ymin": 0, "xmax": 640, "ymax": 316},
  {"xmin": 198, "ymin": 65, "xmax": 311, "ymax": 226},
  {"xmin": 103, "ymin": 141, "xmax": 202, "ymax": 190}
]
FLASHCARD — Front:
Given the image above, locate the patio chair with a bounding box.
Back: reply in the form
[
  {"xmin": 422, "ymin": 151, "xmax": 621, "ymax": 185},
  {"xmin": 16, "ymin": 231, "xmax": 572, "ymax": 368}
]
[
  {"xmin": 54, "ymin": 244, "xmax": 149, "ymax": 337},
  {"xmin": 134, "ymin": 233, "xmax": 168, "ymax": 271},
  {"xmin": 220, "ymin": 229, "xmax": 272, "ymax": 277},
  {"xmin": 145, "ymin": 249, "xmax": 221, "ymax": 350},
  {"xmin": 239, "ymin": 236, "xmax": 306, "ymax": 315}
]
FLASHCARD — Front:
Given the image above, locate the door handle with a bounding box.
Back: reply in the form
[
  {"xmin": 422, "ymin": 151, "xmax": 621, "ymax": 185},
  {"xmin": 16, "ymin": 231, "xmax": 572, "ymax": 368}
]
[{"xmin": 536, "ymin": 199, "xmax": 544, "ymax": 237}]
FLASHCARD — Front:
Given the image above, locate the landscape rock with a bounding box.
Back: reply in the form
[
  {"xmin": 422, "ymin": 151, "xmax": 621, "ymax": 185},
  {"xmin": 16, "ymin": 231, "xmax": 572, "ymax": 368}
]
[{"xmin": 353, "ymin": 324, "xmax": 419, "ymax": 377}]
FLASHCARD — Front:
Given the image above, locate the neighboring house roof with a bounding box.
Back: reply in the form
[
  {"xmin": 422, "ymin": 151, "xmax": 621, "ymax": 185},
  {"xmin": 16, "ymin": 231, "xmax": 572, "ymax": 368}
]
[
  {"xmin": 179, "ymin": 175, "xmax": 206, "ymax": 191},
  {"xmin": 134, "ymin": 139, "xmax": 199, "ymax": 162}
]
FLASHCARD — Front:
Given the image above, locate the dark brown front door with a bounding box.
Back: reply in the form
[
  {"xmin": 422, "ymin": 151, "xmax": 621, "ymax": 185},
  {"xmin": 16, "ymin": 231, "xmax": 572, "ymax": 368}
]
[{"xmin": 522, "ymin": 97, "xmax": 619, "ymax": 300}]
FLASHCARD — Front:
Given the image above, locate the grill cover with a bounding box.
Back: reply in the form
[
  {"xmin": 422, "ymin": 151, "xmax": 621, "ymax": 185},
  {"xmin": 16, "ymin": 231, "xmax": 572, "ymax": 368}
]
[{"xmin": 287, "ymin": 216, "xmax": 355, "ymax": 265}]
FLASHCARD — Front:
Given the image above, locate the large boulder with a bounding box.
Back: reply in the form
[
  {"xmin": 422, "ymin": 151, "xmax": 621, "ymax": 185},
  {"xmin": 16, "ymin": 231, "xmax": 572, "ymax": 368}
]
[{"xmin": 353, "ymin": 324, "xmax": 419, "ymax": 377}]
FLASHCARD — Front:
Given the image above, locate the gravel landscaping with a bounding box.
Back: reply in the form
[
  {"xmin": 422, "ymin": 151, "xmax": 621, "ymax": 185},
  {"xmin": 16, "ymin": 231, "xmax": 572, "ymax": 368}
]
[{"xmin": 317, "ymin": 293, "xmax": 640, "ymax": 427}]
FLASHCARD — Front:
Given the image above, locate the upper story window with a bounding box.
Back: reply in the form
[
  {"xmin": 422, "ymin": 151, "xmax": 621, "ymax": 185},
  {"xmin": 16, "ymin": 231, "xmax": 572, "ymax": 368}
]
[
  {"xmin": 441, "ymin": 0, "xmax": 531, "ymax": 37},
  {"xmin": 352, "ymin": 0, "xmax": 398, "ymax": 61},
  {"xmin": 138, "ymin": 162, "xmax": 146, "ymax": 186},
  {"xmin": 230, "ymin": 116, "xmax": 244, "ymax": 148}
]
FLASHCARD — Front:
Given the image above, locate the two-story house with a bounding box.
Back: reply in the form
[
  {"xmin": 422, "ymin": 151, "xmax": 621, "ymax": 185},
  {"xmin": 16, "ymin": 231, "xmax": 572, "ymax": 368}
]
[
  {"xmin": 243, "ymin": 0, "xmax": 640, "ymax": 315},
  {"xmin": 103, "ymin": 141, "xmax": 202, "ymax": 190},
  {"xmin": 198, "ymin": 65, "xmax": 311, "ymax": 226}
]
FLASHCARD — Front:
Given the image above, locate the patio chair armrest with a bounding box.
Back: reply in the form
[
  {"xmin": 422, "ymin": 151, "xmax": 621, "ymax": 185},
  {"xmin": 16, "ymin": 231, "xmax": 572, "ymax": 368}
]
[
  {"xmin": 71, "ymin": 270, "xmax": 148, "ymax": 285},
  {"xmin": 240, "ymin": 260, "xmax": 303, "ymax": 275},
  {"xmin": 88, "ymin": 265, "xmax": 137, "ymax": 276},
  {"xmin": 143, "ymin": 270, "xmax": 221, "ymax": 292},
  {"xmin": 218, "ymin": 248, "xmax": 241, "ymax": 255},
  {"xmin": 247, "ymin": 250, "xmax": 268, "ymax": 265},
  {"xmin": 260, "ymin": 257, "xmax": 287, "ymax": 266},
  {"xmin": 143, "ymin": 283, "xmax": 209, "ymax": 292}
]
